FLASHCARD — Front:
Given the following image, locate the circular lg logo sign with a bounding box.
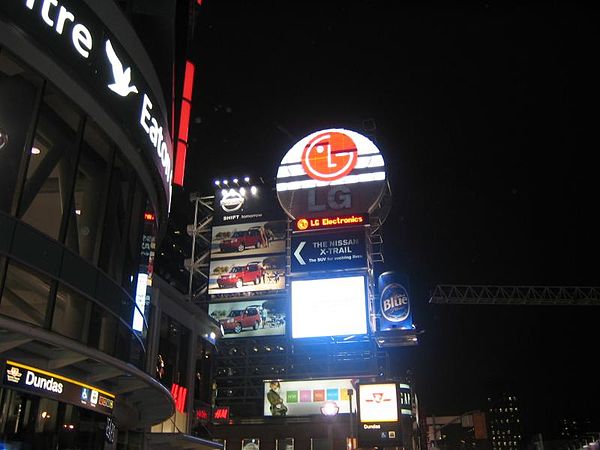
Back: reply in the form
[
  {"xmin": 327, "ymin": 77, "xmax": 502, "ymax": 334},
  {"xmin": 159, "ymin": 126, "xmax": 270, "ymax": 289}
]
[
  {"xmin": 381, "ymin": 283, "xmax": 410, "ymax": 322},
  {"xmin": 301, "ymin": 131, "xmax": 358, "ymax": 181}
]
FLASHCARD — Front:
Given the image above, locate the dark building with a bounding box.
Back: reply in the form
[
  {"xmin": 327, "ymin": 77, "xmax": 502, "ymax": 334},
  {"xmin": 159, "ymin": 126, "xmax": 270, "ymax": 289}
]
[{"xmin": 487, "ymin": 391, "xmax": 524, "ymax": 450}]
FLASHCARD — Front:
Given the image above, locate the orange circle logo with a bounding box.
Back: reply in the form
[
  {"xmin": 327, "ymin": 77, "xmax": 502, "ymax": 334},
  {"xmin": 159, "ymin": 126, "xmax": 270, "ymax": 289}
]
[
  {"xmin": 296, "ymin": 218, "xmax": 309, "ymax": 230},
  {"xmin": 301, "ymin": 131, "xmax": 358, "ymax": 181}
]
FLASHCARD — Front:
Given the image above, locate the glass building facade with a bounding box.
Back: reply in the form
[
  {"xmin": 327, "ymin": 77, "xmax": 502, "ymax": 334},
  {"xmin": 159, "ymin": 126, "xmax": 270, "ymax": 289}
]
[{"xmin": 0, "ymin": 0, "xmax": 180, "ymax": 448}]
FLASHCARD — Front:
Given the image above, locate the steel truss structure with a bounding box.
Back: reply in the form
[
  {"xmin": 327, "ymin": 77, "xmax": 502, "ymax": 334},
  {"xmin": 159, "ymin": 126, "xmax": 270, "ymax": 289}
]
[{"xmin": 429, "ymin": 284, "xmax": 600, "ymax": 305}]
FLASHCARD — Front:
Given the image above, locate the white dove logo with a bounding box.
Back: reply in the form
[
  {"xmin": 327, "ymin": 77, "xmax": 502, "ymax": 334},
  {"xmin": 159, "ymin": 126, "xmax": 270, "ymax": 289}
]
[{"xmin": 105, "ymin": 40, "xmax": 138, "ymax": 97}]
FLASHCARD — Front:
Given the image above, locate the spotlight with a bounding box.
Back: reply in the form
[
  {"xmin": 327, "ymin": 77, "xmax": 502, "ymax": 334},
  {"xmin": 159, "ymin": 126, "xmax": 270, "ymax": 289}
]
[
  {"xmin": 244, "ymin": 176, "xmax": 250, "ymax": 183},
  {"xmin": 239, "ymin": 187, "xmax": 246, "ymax": 196},
  {"xmin": 320, "ymin": 401, "xmax": 339, "ymax": 416},
  {"xmin": 233, "ymin": 178, "xmax": 239, "ymax": 184},
  {"xmin": 214, "ymin": 180, "xmax": 220, "ymax": 186},
  {"xmin": 221, "ymin": 189, "xmax": 228, "ymax": 196},
  {"xmin": 31, "ymin": 146, "xmax": 41, "ymax": 155},
  {"xmin": 222, "ymin": 179, "xmax": 228, "ymax": 185},
  {"xmin": 250, "ymin": 186, "xmax": 257, "ymax": 195}
]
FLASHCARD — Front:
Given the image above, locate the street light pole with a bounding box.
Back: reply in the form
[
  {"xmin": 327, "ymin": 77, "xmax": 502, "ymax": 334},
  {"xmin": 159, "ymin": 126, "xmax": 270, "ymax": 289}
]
[{"xmin": 348, "ymin": 389, "xmax": 355, "ymax": 450}]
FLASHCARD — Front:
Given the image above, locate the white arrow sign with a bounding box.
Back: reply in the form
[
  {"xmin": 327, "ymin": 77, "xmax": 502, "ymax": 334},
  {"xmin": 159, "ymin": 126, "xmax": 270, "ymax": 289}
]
[{"xmin": 293, "ymin": 241, "xmax": 306, "ymax": 265}]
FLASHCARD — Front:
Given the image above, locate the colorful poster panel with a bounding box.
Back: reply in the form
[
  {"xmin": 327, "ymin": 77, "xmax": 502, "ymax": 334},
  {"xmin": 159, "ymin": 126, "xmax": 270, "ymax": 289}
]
[{"xmin": 263, "ymin": 379, "xmax": 357, "ymax": 417}]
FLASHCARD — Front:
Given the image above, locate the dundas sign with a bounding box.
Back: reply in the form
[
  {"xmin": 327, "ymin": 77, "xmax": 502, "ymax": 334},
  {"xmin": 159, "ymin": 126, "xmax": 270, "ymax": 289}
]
[
  {"xmin": 0, "ymin": 0, "xmax": 174, "ymax": 207},
  {"xmin": 2, "ymin": 360, "xmax": 115, "ymax": 416}
]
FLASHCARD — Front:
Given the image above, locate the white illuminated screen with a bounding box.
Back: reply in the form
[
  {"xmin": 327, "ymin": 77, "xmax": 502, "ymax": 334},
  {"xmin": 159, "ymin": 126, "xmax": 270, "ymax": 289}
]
[
  {"xmin": 359, "ymin": 383, "xmax": 398, "ymax": 423},
  {"xmin": 291, "ymin": 275, "xmax": 367, "ymax": 338}
]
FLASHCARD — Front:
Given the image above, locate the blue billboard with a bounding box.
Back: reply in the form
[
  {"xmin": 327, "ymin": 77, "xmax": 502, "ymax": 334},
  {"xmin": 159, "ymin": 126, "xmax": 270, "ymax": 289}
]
[{"xmin": 377, "ymin": 272, "xmax": 413, "ymax": 331}]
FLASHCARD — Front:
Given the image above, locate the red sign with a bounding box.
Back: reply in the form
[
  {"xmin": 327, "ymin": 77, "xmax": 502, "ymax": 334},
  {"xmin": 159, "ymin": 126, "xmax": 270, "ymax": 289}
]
[
  {"xmin": 170, "ymin": 383, "xmax": 188, "ymax": 413},
  {"xmin": 294, "ymin": 213, "xmax": 368, "ymax": 232},
  {"xmin": 212, "ymin": 406, "xmax": 230, "ymax": 421},
  {"xmin": 301, "ymin": 131, "xmax": 358, "ymax": 182},
  {"xmin": 195, "ymin": 407, "xmax": 210, "ymax": 421}
]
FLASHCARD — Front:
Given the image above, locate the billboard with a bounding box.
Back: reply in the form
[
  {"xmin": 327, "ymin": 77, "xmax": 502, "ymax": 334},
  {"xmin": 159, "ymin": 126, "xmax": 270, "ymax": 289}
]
[
  {"xmin": 357, "ymin": 382, "xmax": 402, "ymax": 447},
  {"xmin": 208, "ymin": 255, "xmax": 286, "ymax": 298},
  {"xmin": 211, "ymin": 220, "xmax": 286, "ymax": 259},
  {"xmin": 263, "ymin": 378, "xmax": 357, "ymax": 417},
  {"xmin": 213, "ymin": 184, "xmax": 286, "ymax": 225},
  {"xmin": 209, "ymin": 299, "xmax": 286, "ymax": 338},
  {"xmin": 291, "ymin": 229, "xmax": 367, "ymax": 273},
  {"xmin": 377, "ymin": 272, "xmax": 413, "ymax": 331},
  {"xmin": 291, "ymin": 275, "xmax": 367, "ymax": 338},
  {"xmin": 276, "ymin": 129, "xmax": 387, "ymax": 219}
]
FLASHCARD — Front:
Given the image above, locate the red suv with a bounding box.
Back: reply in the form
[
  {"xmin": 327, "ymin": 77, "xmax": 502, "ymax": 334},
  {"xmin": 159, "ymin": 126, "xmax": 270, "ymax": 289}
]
[
  {"xmin": 220, "ymin": 307, "xmax": 262, "ymax": 333},
  {"xmin": 217, "ymin": 262, "xmax": 264, "ymax": 289},
  {"xmin": 219, "ymin": 228, "xmax": 265, "ymax": 253}
]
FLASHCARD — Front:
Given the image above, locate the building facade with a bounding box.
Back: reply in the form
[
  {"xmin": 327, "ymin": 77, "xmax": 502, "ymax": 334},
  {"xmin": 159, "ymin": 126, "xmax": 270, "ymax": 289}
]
[{"xmin": 0, "ymin": 1, "xmax": 207, "ymax": 448}]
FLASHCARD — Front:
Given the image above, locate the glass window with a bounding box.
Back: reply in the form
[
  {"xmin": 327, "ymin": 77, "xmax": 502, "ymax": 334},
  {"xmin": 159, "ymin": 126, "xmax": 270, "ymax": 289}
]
[
  {"xmin": 87, "ymin": 303, "xmax": 118, "ymax": 356},
  {"xmin": 98, "ymin": 153, "xmax": 136, "ymax": 283},
  {"xmin": 52, "ymin": 283, "xmax": 91, "ymax": 342},
  {"xmin": 18, "ymin": 83, "xmax": 84, "ymax": 240},
  {"xmin": 0, "ymin": 260, "xmax": 51, "ymax": 327},
  {"xmin": 0, "ymin": 49, "xmax": 43, "ymax": 214},
  {"xmin": 64, "ymin": 118, "xmax": 113, "ymax": 263},
  {"xmin": 158, "ymin": 314, "xmax": 190, "ymax": 388}
]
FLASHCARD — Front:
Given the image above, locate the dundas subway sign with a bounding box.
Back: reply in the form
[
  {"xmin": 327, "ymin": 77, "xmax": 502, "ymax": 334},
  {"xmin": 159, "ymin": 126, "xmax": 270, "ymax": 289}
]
[
  {"xmin": 2, "ymin": 360, "xmax": 115, "ymax": 416},
  {"xmin": 0, "ymin": 0, "xmax": 174, "ymax": 207}
]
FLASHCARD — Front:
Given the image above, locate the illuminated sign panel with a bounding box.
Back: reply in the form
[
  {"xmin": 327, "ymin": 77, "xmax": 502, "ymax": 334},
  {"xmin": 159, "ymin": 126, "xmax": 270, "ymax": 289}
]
[
  {"xmin": 357, "ymin": 382, "xmax": 402, "ymax": 447},
  {"xmin": 294, "ymin": 213, "xmax": 368, "ymax": 232},
  {"xmin": 0, "ymin": 0, "xmax": 174, "ymax": 208},
  {"xmin": 291, "ymin": 275, "xmax": 367, "ymax": 338},
  {"xmin": 263, "ymin": 379, "xmax": 357, "ymax": 417},
  {"xmin": 2, "ymin": 360, "xmax": 115, "ymax": 416},
  {"xmin": 213, "ymin": 406, "xmax": 230, "ymax": 421},
  {"xmin": 291, "ymin": 229, "xmax": 367, "ymax": 273},
  {"xmin": 208, "ymin": 255, "xmax": 285, "ymax": 298},
  {"xmin": 211, "ymin": 220, "xmax": 286, "ymax": 260},
  {"xmin": 213, "ymin": 185, "xmax": 285, "ymax": 226},
  {"xmin": 208, "ymin": 299, "xmax": 286, "ymax": 338},
  {"xmin": 276, "ymin": 129, "xmax": 386, "ymax": 219},
  {"xmin": 377, "ymin": 272, "xmax": 413, "ymax": 331}
]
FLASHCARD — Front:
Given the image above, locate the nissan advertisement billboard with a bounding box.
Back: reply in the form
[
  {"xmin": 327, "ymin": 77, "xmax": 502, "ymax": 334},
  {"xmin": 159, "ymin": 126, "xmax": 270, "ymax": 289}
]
[
  {"xmin": 208, "ymin": 299, "xmax": 286, "ymax": 338},
  {"xmin": 208, "ymin": 255, "xmax": 286, "ymax": 298}
]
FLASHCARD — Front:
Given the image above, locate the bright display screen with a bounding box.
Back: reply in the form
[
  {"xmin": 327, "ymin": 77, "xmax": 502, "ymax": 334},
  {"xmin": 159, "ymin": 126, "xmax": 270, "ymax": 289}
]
[
  {"xmin": 358, "ymin": 383, "xmax": 398, "ymax": 423},
  {"xmin": 291, "ymin": 275, "xmax": 367, "ymax": 338},
  {"xmin": 263, "ymin": 378, "xmax": 357, "ymax": 417}
]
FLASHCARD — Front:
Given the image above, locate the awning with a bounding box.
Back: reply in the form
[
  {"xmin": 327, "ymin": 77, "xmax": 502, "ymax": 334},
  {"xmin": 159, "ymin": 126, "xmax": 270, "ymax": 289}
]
[{"xmin": 146, "ymin": 433, "xmax": 223, "ymax": 450}]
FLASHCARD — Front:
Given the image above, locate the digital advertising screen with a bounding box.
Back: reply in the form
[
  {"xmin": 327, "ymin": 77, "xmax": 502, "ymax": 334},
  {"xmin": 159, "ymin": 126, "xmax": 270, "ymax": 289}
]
[
  {"xmin": 358, "ymin": 383, "xmax": 398, "ymax": 422},
  {"xmin": 357, "ymin": 382, "xmax": 402, "ymax": 448},
  {"xmin": 291, "ymin": 275, "xmax": 367, "ymax": 338},
  {"xmin": 209, "ymin": 299, "xmax": 286, "ymax": 338},
  {"xmin": 263, "ymin": 378, "xmax": 357, "ymax": 417},
  {"xmin": 208, "ymin": 255, "xmax": 286, "ymax": 298},
  {"xmin": 211, "ymin": 220, "xmax": 287, "ymax": 259}
]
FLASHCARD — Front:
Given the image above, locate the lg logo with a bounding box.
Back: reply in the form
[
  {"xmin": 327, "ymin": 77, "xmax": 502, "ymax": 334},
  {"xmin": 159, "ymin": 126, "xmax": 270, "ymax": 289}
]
[{"xmin": 302, "ymin": 131, "xmax": 358, "ymax": 182}]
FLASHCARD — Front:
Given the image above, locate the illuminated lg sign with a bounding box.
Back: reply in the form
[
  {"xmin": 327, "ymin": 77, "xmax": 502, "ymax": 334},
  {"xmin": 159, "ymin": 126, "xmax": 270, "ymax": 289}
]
[
  {"xmin": 294, "ymin": 213, "xmax": 367, "ymax": 232},
  {"xmin": 277, "ymin": 128, "xmax": 386, "ymax": 219},
  {"xmin": 302, "ymin": 131, "xmax": 358, "ymax": 181}
]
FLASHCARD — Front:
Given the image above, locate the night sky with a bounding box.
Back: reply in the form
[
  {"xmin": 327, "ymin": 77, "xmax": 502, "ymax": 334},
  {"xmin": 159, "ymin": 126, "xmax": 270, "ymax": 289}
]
[{"xmin": 174, "ymin": 0, "xmax": 600, "ymax": 438}]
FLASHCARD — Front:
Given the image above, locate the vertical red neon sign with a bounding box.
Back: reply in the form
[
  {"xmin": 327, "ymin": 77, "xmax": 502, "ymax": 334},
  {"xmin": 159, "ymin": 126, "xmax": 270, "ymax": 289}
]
[{"xmin": 173, "ymin": 61, "xmax": 195, "ymax": 186}]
